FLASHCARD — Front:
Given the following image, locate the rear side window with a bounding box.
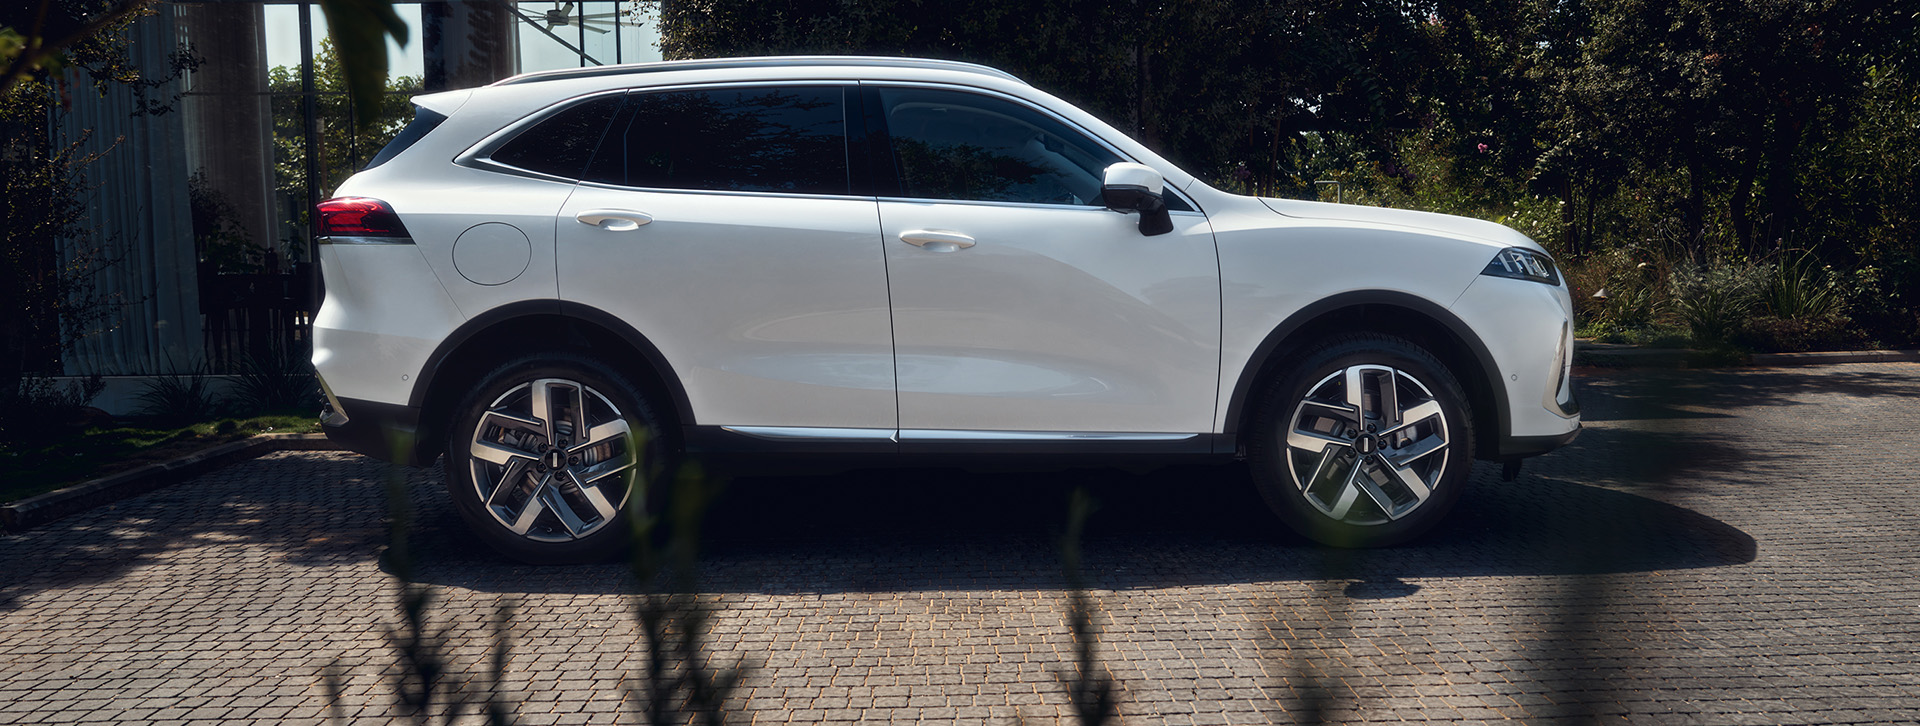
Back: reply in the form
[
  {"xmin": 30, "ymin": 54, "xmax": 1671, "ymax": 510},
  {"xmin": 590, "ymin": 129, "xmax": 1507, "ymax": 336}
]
[
  {"xmin": 585, "ymin": 86, "xmax": 848, "ymax": 195},
  {"xmin": 490, "ymin": 95, "xmax": 624, "ymax": 179},
  {"xmin": 363, "ymin": 106, "xmax": 446, "ymax": 171}
]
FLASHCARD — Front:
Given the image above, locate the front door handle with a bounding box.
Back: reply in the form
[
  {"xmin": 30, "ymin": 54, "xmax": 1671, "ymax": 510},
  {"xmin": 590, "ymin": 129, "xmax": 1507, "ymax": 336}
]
[
  {"xmin": 576, "ymin": 209, "xmax": 653, "ymax": 231},
  {"xmin": 899, "ymin": 230, "xmax": 975, "ymax": 252}
]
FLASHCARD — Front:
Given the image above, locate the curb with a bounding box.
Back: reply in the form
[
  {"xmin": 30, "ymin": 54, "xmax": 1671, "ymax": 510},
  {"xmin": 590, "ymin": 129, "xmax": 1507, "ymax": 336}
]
[
  {"xmin": 1575, "ymin": 342, "xmax": 1920, "ymax": 369},
  {"xmin": 0, "ymin": 433, "xmax": 340, "ymax": 534},
  {"xmin": 1747, "ymin": 349, "xmax": 1920, "ymax": 366}
]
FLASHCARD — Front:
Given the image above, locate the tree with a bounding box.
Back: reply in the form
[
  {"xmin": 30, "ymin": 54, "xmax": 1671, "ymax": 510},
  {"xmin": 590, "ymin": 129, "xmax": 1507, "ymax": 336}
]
[
  {"xmin": 0, "ymin": 0, "xmax": 192, "ymax": 405},
  {"xmin": 651, "ymin": 0, "xmax": 1453, "ymax": 196},
  {"xmin": 268, "ymin": 39, "xmax": 422, "ymax": 254}
]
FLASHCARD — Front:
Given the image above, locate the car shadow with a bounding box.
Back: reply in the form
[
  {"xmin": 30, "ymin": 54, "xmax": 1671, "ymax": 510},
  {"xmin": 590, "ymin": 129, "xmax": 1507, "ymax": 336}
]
[
  {"xmin": 12, "ymin": 360, "xmax": 1858, "ymax": 610},
  {"xmin": 401, "ymin": 421, "xmax": 1758, "ymax": 596}
]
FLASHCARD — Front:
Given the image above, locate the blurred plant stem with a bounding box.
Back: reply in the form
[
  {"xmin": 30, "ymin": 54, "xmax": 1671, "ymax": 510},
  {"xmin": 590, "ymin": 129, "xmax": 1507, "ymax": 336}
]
[
  {"xmin": 628, "ymin": 443, "xmax": 743, "ymax": 726},
  {"xmin": 1058, "ymin": 486, "xmax": 1116, "ymax": 726}
]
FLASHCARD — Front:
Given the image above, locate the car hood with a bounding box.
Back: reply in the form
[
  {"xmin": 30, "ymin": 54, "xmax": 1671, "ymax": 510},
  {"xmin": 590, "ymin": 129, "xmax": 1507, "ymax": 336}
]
[{"xmin": 1259, "ymin": 197, "xmax": 1543, "ymax": 254}]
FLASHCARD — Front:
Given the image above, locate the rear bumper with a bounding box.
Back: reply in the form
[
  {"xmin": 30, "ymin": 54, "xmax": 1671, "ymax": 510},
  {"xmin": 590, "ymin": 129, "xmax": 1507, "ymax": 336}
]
[{"xmin": 321, "ymin": 394, "xmax": 434, "ymax": 466}]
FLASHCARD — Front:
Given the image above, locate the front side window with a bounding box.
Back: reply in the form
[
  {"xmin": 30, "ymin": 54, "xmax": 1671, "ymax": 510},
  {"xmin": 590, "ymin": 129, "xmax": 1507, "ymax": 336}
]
[
  {"xmin": 490, "ymin": 94, "xmax": 624, "ymax": 179},
  {"xmin": 586, "ymin": 85, "xmax": 850, "ymax": 195},
  {"xmin": 876, "ymin": 87, "xmax": 1120, "ymax": 206}
]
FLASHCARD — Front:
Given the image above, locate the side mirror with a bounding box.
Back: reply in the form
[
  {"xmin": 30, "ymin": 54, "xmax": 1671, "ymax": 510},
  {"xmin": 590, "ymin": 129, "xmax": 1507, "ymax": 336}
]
[{"xmin": 1102, "ymin": 162, "xmax": 1173, "ymax": 236}]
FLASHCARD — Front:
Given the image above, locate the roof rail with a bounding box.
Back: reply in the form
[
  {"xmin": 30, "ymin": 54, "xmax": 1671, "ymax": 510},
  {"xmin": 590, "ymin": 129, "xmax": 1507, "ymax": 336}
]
[{"xmin": 491, "ymin": 55, "xmax": 1027, "ymax": 87}]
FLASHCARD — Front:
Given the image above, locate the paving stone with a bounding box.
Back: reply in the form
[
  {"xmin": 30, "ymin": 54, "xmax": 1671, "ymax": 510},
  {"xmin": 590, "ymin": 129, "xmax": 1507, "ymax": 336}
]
[{"xmin": 4, "ymin": 363, "xmax": 1920, "ymax": 723}]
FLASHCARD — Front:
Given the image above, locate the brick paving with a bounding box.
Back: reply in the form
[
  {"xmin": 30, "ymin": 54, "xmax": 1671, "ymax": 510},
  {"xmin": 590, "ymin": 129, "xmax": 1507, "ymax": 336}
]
[{"xmin": 3, "ymin": 362, "xmax": 1919, "ymax": 725}]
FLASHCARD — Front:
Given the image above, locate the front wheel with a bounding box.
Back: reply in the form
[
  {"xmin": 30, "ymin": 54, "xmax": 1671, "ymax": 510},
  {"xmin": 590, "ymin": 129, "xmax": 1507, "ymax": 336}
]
[
  {"xmin": 445, "ymin": 353, "xmax": 669, "ymax": 564},
  {"xmin": 1247, "ymin": 334, "xmax": 1474, "ymax": 547}
]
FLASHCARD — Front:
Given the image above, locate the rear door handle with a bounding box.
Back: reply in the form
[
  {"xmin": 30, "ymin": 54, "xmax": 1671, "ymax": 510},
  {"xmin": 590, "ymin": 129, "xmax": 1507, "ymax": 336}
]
[
  {"xmin": 576, "ymin": 209, "xmax": 653, "ymax": 231},
  {"xmin": 899, "ymin": 230, "xmax": 975, "ymax": 252}
]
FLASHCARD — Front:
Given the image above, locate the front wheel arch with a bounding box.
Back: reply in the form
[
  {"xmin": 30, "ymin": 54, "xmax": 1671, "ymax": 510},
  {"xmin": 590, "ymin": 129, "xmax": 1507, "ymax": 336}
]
[{"xmin": 1225, "ymin": 293, "xmax": 1504, "ymax": 460}]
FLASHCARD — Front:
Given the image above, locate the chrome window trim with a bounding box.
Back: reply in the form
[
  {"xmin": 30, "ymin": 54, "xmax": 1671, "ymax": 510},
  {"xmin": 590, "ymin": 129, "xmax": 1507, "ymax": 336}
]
[
  {"xmin": 860, "ymin": 81, "xmax": 1205, "ymax": 214},
  {"xmin": 875, "ymin": 196, "xmax": 1204, "ymax": 216},
  {"xmin": 455, "ymin": 88, "xmax": 631, "ymax": 174},
  {"xmin": 573, "ymin": 181, "xmax": 876, "ymax": 204}
]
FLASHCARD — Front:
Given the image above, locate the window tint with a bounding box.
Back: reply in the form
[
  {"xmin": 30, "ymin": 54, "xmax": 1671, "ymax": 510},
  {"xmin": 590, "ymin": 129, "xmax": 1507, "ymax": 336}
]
[
  {"xmin": 877, "ymin": 87, "xmax": 1120, "ymax": 206},
  {"xmin": 491, "ymin": 94, "xmax": 624, "ymax": 179},
  {"xmin": 364, "ymin": 106, "xmax": 446, "ymax": 171},
  {"xmin": 586, "ymin": 86, "xmax": 849, "ymax": 194}
]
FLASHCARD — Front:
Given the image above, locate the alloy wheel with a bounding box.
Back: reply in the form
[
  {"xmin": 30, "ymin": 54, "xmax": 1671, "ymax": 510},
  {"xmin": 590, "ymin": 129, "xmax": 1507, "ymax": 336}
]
[
  {"xmin": 466, "ymin": 377, "xmax": 637, "ymax": 542},
  {"xmin": 1282, "ymin": 364, "xmax": 1451, "ymax": 525}
]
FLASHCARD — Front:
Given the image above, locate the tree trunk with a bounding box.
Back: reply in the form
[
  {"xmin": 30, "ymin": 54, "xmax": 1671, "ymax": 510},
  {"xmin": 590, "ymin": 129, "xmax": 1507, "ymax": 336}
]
[
  {"xmin": 1684, "ymin": 148, "xmax": 1706, "ymax": 252},
  {"xmin": 1763, "ymin": 98, "xmax": 1810, "ymax": 249},
  {"xmin": 1729, "ymin": 128, "xmax": 1763, "ymax": 250}
]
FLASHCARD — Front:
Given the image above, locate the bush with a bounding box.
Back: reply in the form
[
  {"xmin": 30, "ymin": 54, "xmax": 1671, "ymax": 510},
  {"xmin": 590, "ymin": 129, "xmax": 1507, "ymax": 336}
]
[
  {"xmin": 135, "ymin": 359, "xmax": 221, "ymax": 427},
  {"xmin": 0, "ymin": 375, "xmax": 107, "ymax": 441},
  {"xmin": 229, "ymin": 347, "xmax": 318, "ymax": 416},
  {"xmin": 1670, "ymin": 258, "xmax": 1767, "ymax": 348}
]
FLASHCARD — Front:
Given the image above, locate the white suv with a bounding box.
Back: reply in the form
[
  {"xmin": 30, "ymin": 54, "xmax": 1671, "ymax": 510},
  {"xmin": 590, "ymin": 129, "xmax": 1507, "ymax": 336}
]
[{"xmin": 313, "ymin": 56, "xmax": 1579, "ymax": 563}]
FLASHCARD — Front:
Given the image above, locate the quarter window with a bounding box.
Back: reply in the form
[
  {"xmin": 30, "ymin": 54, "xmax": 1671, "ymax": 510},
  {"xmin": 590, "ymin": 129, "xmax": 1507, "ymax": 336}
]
[
  {"xmin": 586, "ymin": 86, "xmax": 850, "ymax": 195},
  {"xmin": 490, "ymin": 94, "xmax": 623, "ymax": 180}
]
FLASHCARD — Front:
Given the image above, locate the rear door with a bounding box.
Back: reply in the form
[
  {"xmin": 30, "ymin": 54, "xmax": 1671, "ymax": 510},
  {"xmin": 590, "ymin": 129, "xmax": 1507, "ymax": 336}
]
[{"xmin": 553, "ymin": 84, "xmax": 897, "ymax": 431}]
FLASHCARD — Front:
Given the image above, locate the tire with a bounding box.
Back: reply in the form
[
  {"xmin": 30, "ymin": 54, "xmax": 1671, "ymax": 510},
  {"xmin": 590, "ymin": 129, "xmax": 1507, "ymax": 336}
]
[
  {"xmin": 444, "ymin": 352, "xmax": 672, "ymax": 564},
  {"xmin": 1247, "ymin": 333, "xmax": 1474, "ymax": 547}
]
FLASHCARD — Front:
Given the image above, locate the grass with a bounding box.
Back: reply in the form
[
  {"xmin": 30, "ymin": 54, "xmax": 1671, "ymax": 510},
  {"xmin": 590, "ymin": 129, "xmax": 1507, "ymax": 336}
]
[{"xmin": 0, "ymin": 414, "xmax": 320, "ymax": 504}]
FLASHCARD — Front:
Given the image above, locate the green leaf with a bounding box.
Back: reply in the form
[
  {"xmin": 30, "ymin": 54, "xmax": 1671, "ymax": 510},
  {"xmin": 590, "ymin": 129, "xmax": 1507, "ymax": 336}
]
[{"xmin": 316, "ymin": 0, "xmax": 409, "ymax": 131}]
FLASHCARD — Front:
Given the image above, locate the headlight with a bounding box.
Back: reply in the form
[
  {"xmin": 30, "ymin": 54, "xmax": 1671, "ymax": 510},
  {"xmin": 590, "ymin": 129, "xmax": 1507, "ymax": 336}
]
[{"xmin": 1482, "ymin": 247, "xmax": 1560, "ymax": 286}]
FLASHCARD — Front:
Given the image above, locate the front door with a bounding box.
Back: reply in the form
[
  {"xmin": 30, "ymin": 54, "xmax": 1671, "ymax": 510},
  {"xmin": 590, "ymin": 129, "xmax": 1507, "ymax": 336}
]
[{"xmin": 871, "ymin": 86, "xmax": 1221, "ymax": 435}]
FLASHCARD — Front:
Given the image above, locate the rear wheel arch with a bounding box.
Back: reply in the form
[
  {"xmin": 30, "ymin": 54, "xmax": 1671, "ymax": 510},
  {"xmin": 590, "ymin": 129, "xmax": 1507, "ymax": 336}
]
[
  {"xmin": 1226, "ymin": 292, "xmax": 1506, "ymax": 460},
  {"xmin": 410, "ymin": 301, "xmax": 692, "ymax": 465}
]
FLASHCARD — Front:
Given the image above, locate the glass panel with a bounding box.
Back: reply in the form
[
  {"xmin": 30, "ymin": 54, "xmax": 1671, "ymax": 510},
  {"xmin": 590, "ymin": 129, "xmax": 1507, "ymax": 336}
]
[
  {"xmin": 492, "ymin": 95, "xmax": 624, "ymax": 179},
  {"xmin": 591, "ymin": 86, "xmax": 848, "ymax": 195},
  {"xmin": 876, "ymin": 87, "xmax": 1118, "ymax": 206}
]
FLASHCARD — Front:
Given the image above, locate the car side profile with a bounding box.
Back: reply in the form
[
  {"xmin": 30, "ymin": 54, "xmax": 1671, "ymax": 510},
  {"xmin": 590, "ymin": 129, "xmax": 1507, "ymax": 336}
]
[{"xmin": 312, "ymin": 56, "xmax": 1579, "ymax": 563}]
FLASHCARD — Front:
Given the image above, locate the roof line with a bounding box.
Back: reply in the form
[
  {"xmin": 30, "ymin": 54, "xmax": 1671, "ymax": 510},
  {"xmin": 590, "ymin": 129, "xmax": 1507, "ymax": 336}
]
[{"xmin": 491, "ymin": 55, "xmax": 1027, "ymax": 87}]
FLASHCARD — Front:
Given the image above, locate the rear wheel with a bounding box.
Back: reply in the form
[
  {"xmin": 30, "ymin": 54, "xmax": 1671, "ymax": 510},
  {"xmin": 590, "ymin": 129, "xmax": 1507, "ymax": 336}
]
[
  {"xmin": 1247, "ymin": 334, "xmax": 1474, "ymax": 547},
  {"xmin": 445, "ymin": 353, "xmax": 669, "ymax": 564}
]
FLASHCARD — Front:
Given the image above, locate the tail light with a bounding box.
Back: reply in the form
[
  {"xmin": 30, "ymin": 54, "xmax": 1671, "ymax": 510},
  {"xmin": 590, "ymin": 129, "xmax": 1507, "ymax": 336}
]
[{"xmin": 315, "ymin": 197, "xmax": 412, "ymax": 240}]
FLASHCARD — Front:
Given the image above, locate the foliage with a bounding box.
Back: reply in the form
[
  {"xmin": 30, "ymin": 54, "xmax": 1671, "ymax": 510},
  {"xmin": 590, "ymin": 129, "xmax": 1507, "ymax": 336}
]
[
  {"xmin": 1669, "ymin": 258, "xmax": 1766, "ymax": 348},
  {"xmin": 314, "ymin": 0, "xmax": 409, "ymax": 129},
  {"xmin": 267, "ymin": 40, "xmax": 421, "ymax": 248},
  {"xmin": 2, "ymin": 0, "xmax": 195, "ymax": 399},
  {"xmin": 0, "ymin": 413, "xmax": 318, "ymax": 504},
  {"xmin": 188, "ymin": 171, "xmax": 266, "ymax": 273},
  {"xmin": 133, "ymin": 358, "xmax": 220, "ymax": 426},
  {"xmin": 628, "ymin": 459, "xmax": 743, "ymax": 726},
  {"xmin": 655, "ymin": 0, "xmax": 1920, "ymax": 350},
  {"xmin": 0, "ymin": 373, "xmax": 104, "ymax": 441},
  {"xmin": 228, "ymin": 346, "xmax": 319, "ymax": 416}
]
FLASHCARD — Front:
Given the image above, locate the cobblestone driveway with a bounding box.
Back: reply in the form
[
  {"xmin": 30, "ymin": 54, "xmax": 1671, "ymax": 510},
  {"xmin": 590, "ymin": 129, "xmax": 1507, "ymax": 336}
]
[{"xmin": 3, "ymin": 362, "xmax": 1919, "ymax": 725}]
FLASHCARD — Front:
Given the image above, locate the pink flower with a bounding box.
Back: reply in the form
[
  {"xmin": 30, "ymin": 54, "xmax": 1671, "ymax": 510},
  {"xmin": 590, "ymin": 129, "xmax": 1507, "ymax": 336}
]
[{"xmin": 1477, "ymin": 143, "xmax": 1490, "ymax": 154}]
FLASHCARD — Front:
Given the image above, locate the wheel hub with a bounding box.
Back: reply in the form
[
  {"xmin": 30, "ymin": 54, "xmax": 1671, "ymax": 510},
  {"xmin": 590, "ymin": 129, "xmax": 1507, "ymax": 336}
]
[
  {"xmin": 1353, "ymin": 433, "xmax": 1378, "ymax": 455},
  {"xmin": 541, "ymin": 447, "xmax": 567, "ymax": 471}
]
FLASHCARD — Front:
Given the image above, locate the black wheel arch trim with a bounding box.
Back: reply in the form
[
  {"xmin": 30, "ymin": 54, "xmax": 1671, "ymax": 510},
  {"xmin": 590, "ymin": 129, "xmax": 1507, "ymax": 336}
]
[
  {"xmin": 1222, "ymin": 290, "xmax": 1514, "ymax": 459},
  {"xmin": 406, "ymin": 299, "xmax": 696, "ymax": 441}
]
